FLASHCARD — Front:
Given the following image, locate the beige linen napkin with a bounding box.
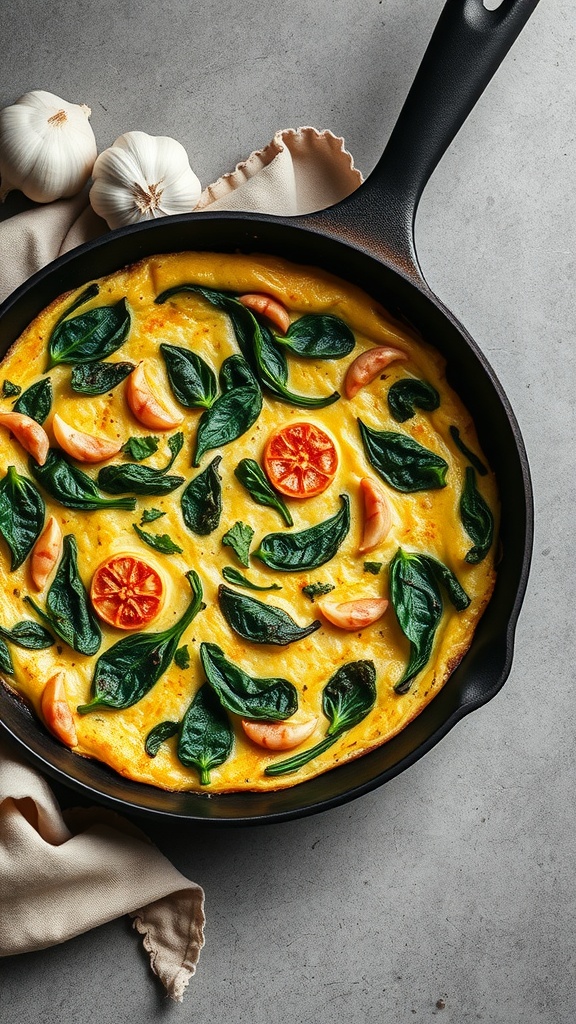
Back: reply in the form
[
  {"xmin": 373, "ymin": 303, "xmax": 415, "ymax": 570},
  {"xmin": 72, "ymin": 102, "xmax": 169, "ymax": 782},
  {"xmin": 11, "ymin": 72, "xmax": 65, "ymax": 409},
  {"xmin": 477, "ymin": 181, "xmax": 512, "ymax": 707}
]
[{"xmin": 0, "ymin": 127, "xmax": 362, "ymax": 997}]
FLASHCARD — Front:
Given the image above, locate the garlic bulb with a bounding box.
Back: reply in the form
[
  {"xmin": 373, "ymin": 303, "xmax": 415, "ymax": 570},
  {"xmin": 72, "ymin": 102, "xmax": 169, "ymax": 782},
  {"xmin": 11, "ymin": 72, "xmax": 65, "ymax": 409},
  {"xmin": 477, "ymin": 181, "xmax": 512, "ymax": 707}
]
[
  {"xmin": 0, "ymin": 90, "xmax": 97, "ymax": 203},
  {"xmin": 89, "ymin": 131, "xmax": 202, "ymax": 229}
]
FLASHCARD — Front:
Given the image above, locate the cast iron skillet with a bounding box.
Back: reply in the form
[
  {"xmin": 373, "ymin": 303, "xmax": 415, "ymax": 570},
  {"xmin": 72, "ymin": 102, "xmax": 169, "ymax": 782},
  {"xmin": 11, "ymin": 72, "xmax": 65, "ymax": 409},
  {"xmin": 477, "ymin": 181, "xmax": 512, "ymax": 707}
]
[{"xmin": 0, "ymin": 0, "xmax": 538, "ymax": 824}]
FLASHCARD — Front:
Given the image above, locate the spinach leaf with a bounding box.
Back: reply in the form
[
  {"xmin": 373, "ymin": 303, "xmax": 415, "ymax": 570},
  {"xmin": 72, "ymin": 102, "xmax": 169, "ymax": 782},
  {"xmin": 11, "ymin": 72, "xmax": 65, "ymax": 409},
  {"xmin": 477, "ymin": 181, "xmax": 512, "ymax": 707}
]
[
  {"xmin": 254, "ymin": 322, "xmax": 340, "ymax": 408},
  {"xmin": 218, "ymin": 585, "xmax": 320, "ymax": 645},
  {"xmin": 265, "ymin": 660, "xmax": 376, "ymax": 776},
  {"xmin": 140, "ymin": 508, "xmax": 165, "ymax": 524},
  {"xmin": 2, "ymin": 380, "xmax": 21, "ymax": 398},
  {"xmin": 222, "ymin": 521, "xmax": 254, "ymax": 567},
  {"xmin": 25, "ymin": 535, "xmax": 101, "ymax": 656},
  {"xmin": 174, "ymin": 644, "xmax": 190, "ymax": 669},
  {"xmin": 363, "ymin": 561, "xmax": 382, "ymax": 575},
  {"xmin": 122, "ymin": 436, "xmax": 159, "ymax": 461},
  {"xmin": 387, "ymin": 378, "xmax": 440, "ymax": 422},
  {"xmin": 255, "ymin": 495, "xmax": 350, "ymax": 572},
  {"xmin": 200, "ymin": 642, "xmax": 298, "ymax": 719},
  {"xmin": 389, "ymin": 548, "xmax": 443, "ymax": 693},
  {"xmin": 0, "ymin": 620, "xmax": 54, "ymax": 649},
  {"xmin": 49, "ymin": 296, "xmax": 131, "ymax": 367},
  {"xmin": 145, "ymin": 720, "xmax": 180, "ymax": 757},
  {"xmin": 358, "ymin": 421, "xmax": 448, "ymax": 492},
  {"xmin": 0, "ymin": 466, "xmax": 45, "ymax": 570},
  {"xmin": 449, "ymin": 426, "xmax": 488, "ymax": 476},
  {"xmin": 0, "ymin": 640, "xmax": 13, "ymax": 674},
  {"xmin": 160, "ymin": 343, "xmax": 217, "ymax": 409},
  {"xmin": 13, "ymin": 378, "xmax": 53, "ymax": 424},
  {"xmin": 177, "ymin": 683, "xmax": 233, "ymax": 785},
  {"xmin": 133, "ymin": 524, "xmax": 183, "ymax": 554},
  {"xmin": 460, "ymin": 467, "xmax": 494, "ymax": 564},
  {"xmin": 301, "ymin": 581, "xmax": 335, "ymax": 602},
  {"xmin": 234, "ymin": 458, "xmax": 293, "ymax": 527},
  {"xmin": 31, "ymin": 451, "xmax": 136, "ymax": 511},
  {"xmin": 98, "ymin": 433, "xmax": 184, "ymax": 495},
  {"xmin": 70, "ymin": 360, "xmax": 135, "ymax": 396},
  {"xmin": 221, "ymin": 567, "xmax": 281, "ymax": 592},
  {"xmin": 181, "ymin": 456, "xmax": 222, "ymax": 535},
  {"xmin": 278, "ymin": 314, "xmax": 355, "ymax": 359},
  {"xmin": 193, "ymin": 355, "xmax": 262, "ymax": 467},
  {"xmin": 78, "ymin": 569, "xmax": 204, "ymax": 712}
]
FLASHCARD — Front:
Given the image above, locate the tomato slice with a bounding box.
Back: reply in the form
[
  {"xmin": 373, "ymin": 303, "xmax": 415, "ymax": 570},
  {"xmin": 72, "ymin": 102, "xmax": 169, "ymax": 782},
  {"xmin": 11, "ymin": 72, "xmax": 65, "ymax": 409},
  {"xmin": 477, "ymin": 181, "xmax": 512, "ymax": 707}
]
[
  {"xmin": 90, "ymin": 553, "xmax": 166, "ymax": 630},
  {"xmin": 263, "ymin": 422, "xmax": 338, "ymax": 498}
]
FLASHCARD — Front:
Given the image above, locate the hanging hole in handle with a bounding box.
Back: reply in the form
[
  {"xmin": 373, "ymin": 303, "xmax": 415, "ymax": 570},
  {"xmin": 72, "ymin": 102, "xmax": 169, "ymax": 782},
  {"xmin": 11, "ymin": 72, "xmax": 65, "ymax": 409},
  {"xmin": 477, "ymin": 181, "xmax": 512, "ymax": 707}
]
[{"xmin": 483, "ymin": 0, "xmax": 505, "ymax": 9}]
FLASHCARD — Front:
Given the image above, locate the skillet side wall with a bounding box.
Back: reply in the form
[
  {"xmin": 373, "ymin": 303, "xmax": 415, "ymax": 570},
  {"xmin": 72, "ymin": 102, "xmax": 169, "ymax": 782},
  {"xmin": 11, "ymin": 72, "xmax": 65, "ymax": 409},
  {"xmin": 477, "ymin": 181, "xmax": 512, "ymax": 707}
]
[{"xmin": 0, "ymin": 213, "xmax": 532, "ymax": 824}]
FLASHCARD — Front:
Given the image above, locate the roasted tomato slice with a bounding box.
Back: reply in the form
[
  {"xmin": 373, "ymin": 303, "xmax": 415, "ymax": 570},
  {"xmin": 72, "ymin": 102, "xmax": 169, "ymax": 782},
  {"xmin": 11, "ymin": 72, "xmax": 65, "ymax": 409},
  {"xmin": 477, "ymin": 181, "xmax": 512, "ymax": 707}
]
[
  {"xmin": 263, "ymin": 422, "xmax": 338, "ymax": 498},
  {"xmin": 90, "ymin": 553, "xmax": 166, "ymax": 630}
]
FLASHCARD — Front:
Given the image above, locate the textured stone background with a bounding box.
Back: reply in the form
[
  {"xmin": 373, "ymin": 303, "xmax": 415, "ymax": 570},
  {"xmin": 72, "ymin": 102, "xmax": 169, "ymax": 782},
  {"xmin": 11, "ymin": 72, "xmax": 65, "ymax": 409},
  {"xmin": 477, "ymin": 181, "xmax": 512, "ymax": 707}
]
[{"xmin": 1, "ymin": 1, "xmax": 575, "ymax": 1021}]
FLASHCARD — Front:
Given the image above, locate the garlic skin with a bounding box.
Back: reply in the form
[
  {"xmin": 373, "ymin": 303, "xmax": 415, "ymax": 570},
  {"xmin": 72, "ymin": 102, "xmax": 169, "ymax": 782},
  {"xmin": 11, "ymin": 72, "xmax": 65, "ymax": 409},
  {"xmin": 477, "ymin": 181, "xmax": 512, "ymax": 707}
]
[
  {"xmin": 89, "ymin": 131, "xmax": 202, "ymax": 229},
  {"xmin": 0, "ymin": 90, "xmax": 97, "ymax": 203}
]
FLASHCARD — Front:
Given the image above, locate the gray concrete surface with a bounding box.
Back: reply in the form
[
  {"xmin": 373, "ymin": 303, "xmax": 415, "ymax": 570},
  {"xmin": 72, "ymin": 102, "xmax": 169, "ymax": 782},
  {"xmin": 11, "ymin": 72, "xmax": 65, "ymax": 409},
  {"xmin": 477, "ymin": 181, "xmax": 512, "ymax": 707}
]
[{"xmin": 1, "ymin": 1, "xmax": 575, "ymax": 1021}]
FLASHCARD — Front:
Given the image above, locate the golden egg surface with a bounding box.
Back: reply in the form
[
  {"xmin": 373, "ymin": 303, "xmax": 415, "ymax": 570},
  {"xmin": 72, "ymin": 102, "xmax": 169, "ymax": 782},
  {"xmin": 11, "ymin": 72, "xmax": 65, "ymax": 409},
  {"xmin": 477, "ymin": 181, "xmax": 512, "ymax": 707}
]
[{"xmin": 0, "ymin": 252, "xmax": 498, "ymax": 792}]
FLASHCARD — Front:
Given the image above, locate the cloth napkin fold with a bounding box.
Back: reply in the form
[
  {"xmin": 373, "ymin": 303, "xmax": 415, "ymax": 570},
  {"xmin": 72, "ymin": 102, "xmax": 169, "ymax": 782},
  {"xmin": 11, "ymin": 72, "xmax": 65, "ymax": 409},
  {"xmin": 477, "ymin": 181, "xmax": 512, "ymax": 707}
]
[{"xmin": 0, "ymin": 127, "xmax": 362, "ymax": 998}]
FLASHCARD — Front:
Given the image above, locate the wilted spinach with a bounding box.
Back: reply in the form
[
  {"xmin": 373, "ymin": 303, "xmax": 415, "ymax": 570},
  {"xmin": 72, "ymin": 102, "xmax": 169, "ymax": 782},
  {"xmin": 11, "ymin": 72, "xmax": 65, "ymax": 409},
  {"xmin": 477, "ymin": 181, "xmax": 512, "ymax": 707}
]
[
  {"xmin": 25, "ymin": 535, "xmax": 101, "ymax": 656},
  {"xmin": 145, "ymin": 720, "xmax": 180, "ymax": 757},
  {"xmin": 389, "ymin": 548, "xmax": 469, "ymax": 694},
  {"xmin": 222, "ymin": 521, "xmax": 254, "ymax": 567},
  {"xmin": 363, "ymin": 562, "xmax": 382, "ymax": 575},
  {"xmin": 2, "ymin": 380, "xmax": 21, "ymax": 398},
  {"xmin": 98, "ymin": 433, "xmax": 184, "ymax": 495},
  {"xmin": 200, "ymin": 642, "xmax": 298, "ymax": 720},
  {"xmin": 48, "ymin": 292, "xmax": 130, "ymax": 367},
  {"xmin": 387, "ymin": 378, "xmax": 440, "ymax": 422},
  {"xmin": 218, "ymin": 585, "xmax": 320, "ymax": 645},
  {"xmin": 122, "ymin": 436, "xmax": 160, "ymax": 461},
  {"xmin": 221, "ymin": 567, "xmax": 281, "ymax": 592},
  {"xmin": 181, "ymin": 456, "xmax": 222, "ymax": 535},
  {"xmin": 161, "ymin": 343, "xmax": 217, "ymax": 409},
  {"xmin": 0, "ymin": 466, "xmax": 45, "ymax": 569},
  {"xmin": 78, "ymin": 570, "xmax": 204, "ymax": 712},
  {"xmin": 301, "ymin": 581, "xmax": 335, "ymax": 602},
  {"xmin": 133, "ymin": 524, "xmax": 183, "ymax": 554},
  {"xmin": 31, "ymin": 451, "xmax": 136, "ymax": 511},
  {"xmin": 174, "ymin": 644, "xmax": 190, "ymax": 669},
  {"xmin": 140, "ymin": 508, "xmax": 165, "ymax": 524},
  {"xmin": 265, "ymin": 660, "xmax": 376, "ymax": 776},
  {"xmin": 0, "ymin": 620, "xmax": 54, "ymax": 649},
  {"xmin": 234, "ymin": 458, "xmax": 293, "ymax": 527},
  {"xmin": 13, "ymin": 378, "xmax": 53, "ymax": 424},
  {"xmin": 358, "ymin": 421, "xmax": 448, "ymax": 492},
  {"xmin": 70, "ymin": 360, "xmax": 135, "ymax": 395},
  {"xmin": 460, "ymin": 467, "xmax": 494, "ymax": 564},
  {"xmin": 255, "ymin": 495, "xmax": 350, "ymax": 572},
  {"xmin": 193, "ymin": 354, "xmax": 262, "ymax": 466},
  {"xmin": 276, "ymin": 314, "xmax": 355, "ymax": 359},
  {"xmin": 0, "ymin": 641, "xmax": 13, "ymax": 674},
  {"xmin": 177, "ymin": 683, "xmax": 234, "ymax": 785}
]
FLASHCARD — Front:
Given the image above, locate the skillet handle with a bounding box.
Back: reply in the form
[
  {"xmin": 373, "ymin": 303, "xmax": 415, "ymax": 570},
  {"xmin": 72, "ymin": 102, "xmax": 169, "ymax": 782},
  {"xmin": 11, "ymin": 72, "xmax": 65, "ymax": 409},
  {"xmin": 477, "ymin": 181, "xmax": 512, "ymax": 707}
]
[{"xmin": 304, "ymin": 0, "xmax": 540, "ymax": 285}]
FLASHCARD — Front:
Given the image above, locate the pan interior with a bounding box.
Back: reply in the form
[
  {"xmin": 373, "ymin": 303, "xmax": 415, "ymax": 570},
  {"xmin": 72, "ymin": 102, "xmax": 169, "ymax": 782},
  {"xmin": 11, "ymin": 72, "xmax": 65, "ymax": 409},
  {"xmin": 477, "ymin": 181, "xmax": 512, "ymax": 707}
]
[{"xmin": 0, "ymin": 213, "xmax": 531, "ymax": 823}]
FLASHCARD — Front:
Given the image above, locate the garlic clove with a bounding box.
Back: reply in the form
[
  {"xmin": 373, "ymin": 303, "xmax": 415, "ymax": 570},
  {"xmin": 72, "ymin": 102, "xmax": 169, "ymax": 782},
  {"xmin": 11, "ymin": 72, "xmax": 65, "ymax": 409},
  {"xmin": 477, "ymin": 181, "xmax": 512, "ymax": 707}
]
[
  {"xmin": 89, "ymin": 131, "xmax": 202, "ymax": 229},
  {"xmin": 52, "ymin": 413, "xmax": 123, "ymax": 463},
  {"xmin": 31, "ymin": 515, "xmax": 63, "ymax": 591},
  {"xmin": 0, "ymin": 90, "xmax": 97, "ymax": 203}
]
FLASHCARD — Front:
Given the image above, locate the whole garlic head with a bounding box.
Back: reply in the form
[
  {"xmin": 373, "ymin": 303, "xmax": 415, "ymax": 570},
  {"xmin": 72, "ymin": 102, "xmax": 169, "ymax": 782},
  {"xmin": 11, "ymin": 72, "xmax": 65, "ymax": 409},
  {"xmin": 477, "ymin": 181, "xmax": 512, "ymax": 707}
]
[
  {"xmin": 0, "ymin": 90, "xmax": 97, "ymax": 203},
  {"xmin": 89, "ymin": 131, "xmax": 202, "ymax": 229}
]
